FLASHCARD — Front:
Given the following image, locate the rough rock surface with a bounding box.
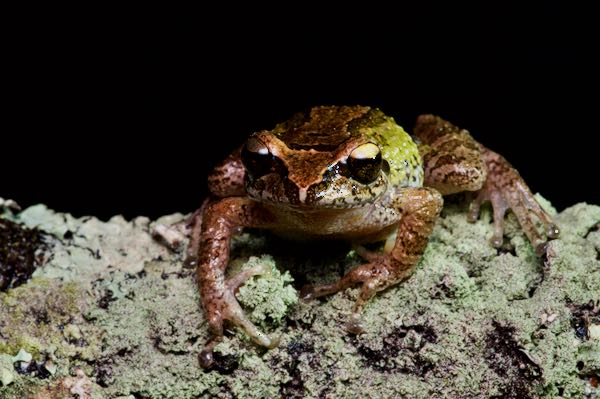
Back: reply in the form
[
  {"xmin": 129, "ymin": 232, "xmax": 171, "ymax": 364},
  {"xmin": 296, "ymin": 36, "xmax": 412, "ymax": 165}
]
[{"xmin": 0, "ymin": 196, "xmax": 599, "ymax": 398}]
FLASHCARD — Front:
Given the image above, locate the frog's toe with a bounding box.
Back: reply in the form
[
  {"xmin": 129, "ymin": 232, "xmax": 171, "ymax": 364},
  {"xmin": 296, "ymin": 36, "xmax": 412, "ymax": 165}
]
[
  {"xmin": 199, "ymin": 291, "xmax": 278, "ymax": 368},
  {"xmin": 199, "ymin": 335, "xmax": 222, "ymax": 369},
  {"xmin": 535, "ymin": 241, "xmax": 550, "ymax": 257},
  {"xmin": 151, "ymin": 223, "xmax": 188, "ymax": 250},
  {"xmin": 467, "ymin": 194, "xmax": 483, "ymax": 223},
  {"xmin": 225, "ymin": 265, "xmax": 279, "ymax": 346},
  {"xmin": 226, "ymin": 263, "xmax": 271, "ymax": 292},
  {"xmin": 183, "ymin": 254, "xmax": 198, "ymax": 269},
  {"xmin": 345, "ymin": 314, "xmax": 365, "ymax": 335},
  {"xmin": 199, "ymin": 348, "xmax": 215, "ymax": 369},
  {"xmin": 299, "ymin": 285, "xmax": 317, "ymax": 301},
  {"xmin": 299, "ymin": 283, "xmax": 338, "ymax": 301},
  {"xmin": 470, "ymin": 150, "xmax": 560, "ymax": 255},
  {"xmin": 198, "ymin": 312, "xmax": 225, "ymax": 369},
  {"xmin": 468, "ymin": 181, "xmax": 510, "ymax": 247},
  {"xmin": 221, "ymin": 291, "xmax": 278, "ymax": 348},
  {"xmin": 546, "ymin": 224, "xmax": 560, "ymax": 239}
]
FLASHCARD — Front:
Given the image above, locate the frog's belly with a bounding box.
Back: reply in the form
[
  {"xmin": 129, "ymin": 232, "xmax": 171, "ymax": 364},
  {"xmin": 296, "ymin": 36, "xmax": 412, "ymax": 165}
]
[{"xmin": 264, "ymin": 203, "xmax": 401, "ymax": 243}]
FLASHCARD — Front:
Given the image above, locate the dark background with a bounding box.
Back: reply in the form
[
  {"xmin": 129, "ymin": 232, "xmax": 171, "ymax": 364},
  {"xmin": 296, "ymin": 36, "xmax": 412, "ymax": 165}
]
[{"xmin": 3, "ymin": 4, "xmax": 598, "ymax": 220}]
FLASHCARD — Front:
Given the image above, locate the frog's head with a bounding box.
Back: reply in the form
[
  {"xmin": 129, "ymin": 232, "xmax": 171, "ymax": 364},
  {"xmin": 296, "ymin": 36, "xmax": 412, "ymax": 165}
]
[{"xmin": 241, "ymin": 106, "xmax": 423, "ymax": 208}]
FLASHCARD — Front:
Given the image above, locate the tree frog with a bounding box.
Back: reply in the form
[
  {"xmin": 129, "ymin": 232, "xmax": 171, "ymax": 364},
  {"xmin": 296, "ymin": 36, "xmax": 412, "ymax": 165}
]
[{"xmin": 154, "ymin": 106, "xmax": 559, "ymax": 368}]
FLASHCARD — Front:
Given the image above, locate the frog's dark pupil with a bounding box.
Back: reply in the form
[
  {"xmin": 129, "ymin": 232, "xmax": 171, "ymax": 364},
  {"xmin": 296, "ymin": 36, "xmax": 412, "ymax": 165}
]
[
  {"xmin": 323, "ymin": 162, "xmax": 350, "ymax": 181},
  {"xmin": 241, "ymin": 143, "xmax": 272, "ymax": 178},
  {"xmin": 348, "ymin": 151, "xmax": 382, "ymax": 184},
  {"xmin": 382, "ymin": 159, "xmax": 390, "ymax": 174}
]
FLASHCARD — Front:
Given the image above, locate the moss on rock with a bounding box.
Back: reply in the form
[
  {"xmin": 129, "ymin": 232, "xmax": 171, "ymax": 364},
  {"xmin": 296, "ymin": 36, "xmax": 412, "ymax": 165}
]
[{"xmin": 1, "ymin": 199, "xmax": 599, "ymax": 398}]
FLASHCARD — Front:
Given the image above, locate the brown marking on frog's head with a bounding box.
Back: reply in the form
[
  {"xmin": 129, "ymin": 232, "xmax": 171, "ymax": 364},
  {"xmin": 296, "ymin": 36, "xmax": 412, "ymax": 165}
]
[
  {"xmin": 241, "ymin": 106, "xmax": 389, "ymax": 208},
  {"xmin": 273, "ymin": 105, "xmax": 371, "ymax": 151}
]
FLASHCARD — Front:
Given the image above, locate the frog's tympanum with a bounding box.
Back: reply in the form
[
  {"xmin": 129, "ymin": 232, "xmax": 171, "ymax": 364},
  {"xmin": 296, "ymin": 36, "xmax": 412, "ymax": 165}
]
[{"xmin": 154, "ymin": 106, "xmax": 559, "ymax": 368}]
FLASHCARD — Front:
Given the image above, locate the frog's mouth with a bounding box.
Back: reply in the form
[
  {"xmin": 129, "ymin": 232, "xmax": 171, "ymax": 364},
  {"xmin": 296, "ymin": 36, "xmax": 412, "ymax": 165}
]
[{"xmin": 245, "ymin": 173, "xmax": 389, "ymax": 209}]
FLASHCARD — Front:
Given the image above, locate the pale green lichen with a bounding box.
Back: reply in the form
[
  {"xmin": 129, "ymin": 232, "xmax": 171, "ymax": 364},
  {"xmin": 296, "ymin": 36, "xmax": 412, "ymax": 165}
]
[
  {"xmin": 234, "ymin": 255, "xmax": 298, "ymax": 329},
  {"xmin": 12, "ymin": 349, "xmax": 32, "ymax": 363},
  {"xmin": 0, "ymin": 278, "xmax": 100, "ymax": 360},
  {"xmin": 1, "ymin": 199, "xmax": 599, "ymax": 398},
  {"xmin": 0, "ymin": 354, "xmax": 15, "ymax": 387}
]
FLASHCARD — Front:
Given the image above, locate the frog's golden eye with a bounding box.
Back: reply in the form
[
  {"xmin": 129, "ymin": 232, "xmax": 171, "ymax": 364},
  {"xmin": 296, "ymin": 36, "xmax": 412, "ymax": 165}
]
[
  {"xmin": 348, "ymin": 143, "xmax": 382, "ymax": 184},
  {"xmin": 241, "ymin": 137, "xmax": 274, "ymax": 178}
]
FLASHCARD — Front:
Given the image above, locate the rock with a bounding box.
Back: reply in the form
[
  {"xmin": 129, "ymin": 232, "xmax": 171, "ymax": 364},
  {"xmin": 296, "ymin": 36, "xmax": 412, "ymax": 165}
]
[
  {"xmin": 1, "ymin": 198, "xmax": 599, "ymax": 398},
  {"xmin": 0, "ymin": 354, "xmax": 15, "ymax": 387}
]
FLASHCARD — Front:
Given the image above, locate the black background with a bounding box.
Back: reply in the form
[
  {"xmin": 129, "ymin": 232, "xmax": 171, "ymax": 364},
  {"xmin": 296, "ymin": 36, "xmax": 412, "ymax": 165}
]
[{"xmin": 3, "ymin": 4, "xmax": 598, "ymax": 220}]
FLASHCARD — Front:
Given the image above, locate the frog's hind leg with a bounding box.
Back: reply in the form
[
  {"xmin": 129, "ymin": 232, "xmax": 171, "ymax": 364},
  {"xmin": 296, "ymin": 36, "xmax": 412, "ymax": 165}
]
[
  {"xmin": 151, "ymin": 200, "xmax": 207, "ymax": 268},
  {"xmin": 414, "ymin": 114, "xmax": 559, "ymax": 254},
  {"xmin": 302, "ymin": 188, "xmax": 443, "ymax": 334},
  {"xmin": 414, "ymin": 114, "xmax": 487, "ymax": 195},
  {"xmin": 153, "ymin": 147, "xmax": 246, "ymax": 261},
  {"xmin": 467, "ymin": 149, "xmax": 560, "ymax": 254}
]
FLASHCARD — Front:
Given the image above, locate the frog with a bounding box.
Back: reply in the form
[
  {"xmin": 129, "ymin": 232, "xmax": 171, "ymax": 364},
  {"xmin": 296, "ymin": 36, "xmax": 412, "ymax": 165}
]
[{"xmin": 153, "ymin": 105, "xmax": 559, "ymax": 368}]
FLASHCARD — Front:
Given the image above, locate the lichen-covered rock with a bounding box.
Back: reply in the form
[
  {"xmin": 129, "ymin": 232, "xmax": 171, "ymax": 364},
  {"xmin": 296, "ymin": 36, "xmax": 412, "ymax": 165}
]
[{"xmin": 1, "ymin": 198, "xmax": 599, "ymax": 398}]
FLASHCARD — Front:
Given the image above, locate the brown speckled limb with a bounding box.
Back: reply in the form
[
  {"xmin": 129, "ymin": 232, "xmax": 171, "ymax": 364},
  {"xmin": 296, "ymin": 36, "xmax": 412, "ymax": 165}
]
[
  {"xmin": 302, "ymin": 188, "xmax": 443, "ymax": 333},
  {"xmin": 196, "ymin": 197, "xmax": 277, "ymax": 368},
  {"xmin": 153, "ymin": 147, "xmax": 246, "ymax": 263},
  {"xmin": 414, "ymin": 115, "xmax": 559, "ymax": 254},
  {"xmin": 467, "ymin": 148, "xmax": 559, "ymax": 255},
  {"xmin": 152, "ymin": 106, "xmax": 561, "ymax": 370}
]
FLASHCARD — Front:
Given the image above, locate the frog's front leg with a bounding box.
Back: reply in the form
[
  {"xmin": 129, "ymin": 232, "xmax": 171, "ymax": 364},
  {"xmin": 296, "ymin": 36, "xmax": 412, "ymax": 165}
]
[
  {"xmin": 414, "ymin": 115, "xmax": 559, "ymax": 254},
  {"xmin": 196, "ymin": 196, "xmax": 277, "ymax": 368},
  {"xmin": 302, "ymin": 188, "xmax": 443, "ymax": 333}
]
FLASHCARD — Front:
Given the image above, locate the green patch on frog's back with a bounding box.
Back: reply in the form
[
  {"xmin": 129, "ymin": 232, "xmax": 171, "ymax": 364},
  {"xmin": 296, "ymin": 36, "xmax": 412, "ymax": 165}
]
[{"xmin": 362, "ymin": 114, "xmax": 423, "ymax": 187}]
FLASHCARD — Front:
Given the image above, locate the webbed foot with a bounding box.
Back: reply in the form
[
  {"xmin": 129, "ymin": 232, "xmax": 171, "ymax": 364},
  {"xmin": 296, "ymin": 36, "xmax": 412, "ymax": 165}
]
[
  {"xmin": 468, "ymin": 148, "xmax": 559, "ymax": 255},
  {"xmin": 302, "ymin": 188, "xmax": 443, "ymax": 335},
  {"xmin": 301, "ymin": 260, "xmax": 392, "ymax": 335}
]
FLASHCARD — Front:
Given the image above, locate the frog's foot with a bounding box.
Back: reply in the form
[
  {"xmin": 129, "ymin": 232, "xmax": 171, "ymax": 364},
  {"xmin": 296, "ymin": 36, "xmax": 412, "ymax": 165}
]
[
  {"xmin": 152, "ymin": 205, "xmax": 206, "ymax": 251},
  {"xmin": 0, "ymin": 198, "xmax": 21, "ymax": 212},
  {"xmin": 302, "ymin": 260, "xmax": 395, "ymax": 334},
  {"xmin": 467, "ymin": 148, "xmax": 560, "ymax": 255},
  {"xmin": 152, "ymin": 222, "xmax": 190, "ymax": 250},
  {"xmin": 152, "ymin": 204, "xmax": 209, "ymax": 270},
  {"xmin": 199, "ymin": 263, "xmax": 279, "ymax": 368}
]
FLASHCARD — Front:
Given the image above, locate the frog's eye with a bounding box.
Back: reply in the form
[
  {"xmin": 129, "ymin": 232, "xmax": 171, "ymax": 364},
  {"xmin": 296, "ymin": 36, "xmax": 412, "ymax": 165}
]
[
  {"xmin": 348, "ymin": 143, "xmax": 382, "ymax": 184},
  {"xmin": 241, "ymin": 137, "xmax": 274, "ymax": 178}
]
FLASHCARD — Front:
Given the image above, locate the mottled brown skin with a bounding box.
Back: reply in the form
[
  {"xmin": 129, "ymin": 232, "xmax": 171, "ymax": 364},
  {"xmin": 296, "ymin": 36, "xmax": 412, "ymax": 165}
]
[
  {"xmin": 415, "ymin": 115, "xmax": 559, "ymax": 253},
  {"xmin": 153, "ymin": 106, "xmax": 559, "ymax": 368},
  {"xmin": 414, "ymin": 114, "xmax": 487, "ymax": 194}
]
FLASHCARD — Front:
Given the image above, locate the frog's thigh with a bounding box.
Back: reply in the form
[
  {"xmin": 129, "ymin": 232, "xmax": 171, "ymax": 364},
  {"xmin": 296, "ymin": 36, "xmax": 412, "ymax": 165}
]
[{"xmin": 414, "ymin": 114, "xmax": 487, "ymax": 195}]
